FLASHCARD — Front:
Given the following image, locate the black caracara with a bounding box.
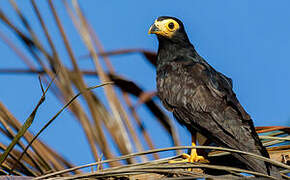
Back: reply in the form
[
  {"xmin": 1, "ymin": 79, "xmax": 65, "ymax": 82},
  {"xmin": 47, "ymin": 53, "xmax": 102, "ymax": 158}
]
[{"xmin": 149, "ymin": 16, "xmax": 281, "ymax": 178}]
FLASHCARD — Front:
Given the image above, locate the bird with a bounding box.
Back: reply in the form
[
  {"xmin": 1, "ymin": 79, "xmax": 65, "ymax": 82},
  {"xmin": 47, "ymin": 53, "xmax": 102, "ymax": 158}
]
[{"xmin": 148, "ymin": 16, "xmax": 281, "ymax": 178}]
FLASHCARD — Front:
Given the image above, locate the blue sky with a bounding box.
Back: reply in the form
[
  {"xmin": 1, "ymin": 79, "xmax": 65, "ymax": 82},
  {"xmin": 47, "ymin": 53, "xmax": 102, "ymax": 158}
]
[{"xmin": 0, "ymin": 1, "xmax": 289, "ymax": 168}]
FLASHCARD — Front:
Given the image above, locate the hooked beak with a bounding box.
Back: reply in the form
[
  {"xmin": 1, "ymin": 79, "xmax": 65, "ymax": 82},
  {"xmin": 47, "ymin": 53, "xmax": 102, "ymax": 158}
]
[{"xmin": 148, "ymin": 23, "xmax": 160, "ymax": 34}]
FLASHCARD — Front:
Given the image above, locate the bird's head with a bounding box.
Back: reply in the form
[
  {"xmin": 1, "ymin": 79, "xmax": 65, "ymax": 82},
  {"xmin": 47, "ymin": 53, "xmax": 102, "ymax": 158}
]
[{"xmin": 148, "ymin": 16, "xmax": 189, "ymax": 43}]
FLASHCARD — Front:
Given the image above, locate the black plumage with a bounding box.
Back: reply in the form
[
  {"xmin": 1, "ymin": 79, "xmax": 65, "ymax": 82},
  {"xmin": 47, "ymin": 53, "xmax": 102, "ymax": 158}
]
[{"xmin": 149, "ymin": 16, "xmax": 281, "ymax": 178}]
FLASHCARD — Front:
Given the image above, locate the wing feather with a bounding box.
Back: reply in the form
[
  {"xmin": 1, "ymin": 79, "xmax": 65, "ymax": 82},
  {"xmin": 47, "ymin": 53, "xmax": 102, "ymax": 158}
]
[{"xmin": 157, "ymin": 58, "xmax": 270, "ymax": 174}]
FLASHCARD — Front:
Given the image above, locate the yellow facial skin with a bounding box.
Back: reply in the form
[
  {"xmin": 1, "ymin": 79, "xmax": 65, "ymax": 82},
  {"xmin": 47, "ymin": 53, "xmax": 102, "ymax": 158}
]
[{"xmin": 148, "ymin": 19, "xmax": 180, "ymax": 38}]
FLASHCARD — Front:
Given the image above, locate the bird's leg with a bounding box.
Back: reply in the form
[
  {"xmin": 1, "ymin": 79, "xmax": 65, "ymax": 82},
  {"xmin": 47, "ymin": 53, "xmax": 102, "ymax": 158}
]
[
  {"xmin": 187, "ymin": 134, "xmax": 205, "ymax": 162},
  {"xmin": 169, "ymin": 134, "xmax": 206, "ymax": 163}
]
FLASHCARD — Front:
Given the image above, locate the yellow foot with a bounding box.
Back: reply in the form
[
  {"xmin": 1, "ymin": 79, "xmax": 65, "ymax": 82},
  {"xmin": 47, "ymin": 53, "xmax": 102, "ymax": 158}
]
[
  {"xmin": 169, "ymin": 153, "xmax": 207, "ymax": 164},
  {"xmin": 169, "ymin": 153, "xmax": 208, "ymax": 171},
  {"xmin": 184, "ymin": 153, "xmax": 206, "ymax": 162}
]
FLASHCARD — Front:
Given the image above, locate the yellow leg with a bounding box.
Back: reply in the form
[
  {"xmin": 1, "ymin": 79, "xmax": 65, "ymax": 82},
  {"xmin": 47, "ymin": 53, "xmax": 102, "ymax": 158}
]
[
  {"xmin": 169, "ymin": 134, "xmax": 207, "ymax": 163},
  {"xmin": 188, "ymin": 135, "xmax": 205, "ymax": 162}
]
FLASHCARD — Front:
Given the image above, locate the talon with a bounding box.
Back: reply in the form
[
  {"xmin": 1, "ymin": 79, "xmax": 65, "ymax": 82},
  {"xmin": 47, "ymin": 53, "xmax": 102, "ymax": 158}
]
[
  {"xmin": 169, "ymin": 153, "xmax": 207, "ymax": 171},
  {"xmin": 190, "ymin": 154, "xmax": 207, "ymax": 163},
  {"xmin": 168, "ymin": 134, "xmax": 209, "ymax": 171},
  {"xmin": 181, "ymin": 153, "xmax": 190, "ymax": 159},
  {"xmin": 169, "ymin": 153, "xmax": 208, "ymax": 163},
  {"xmin": 169, "ymin": 153, "xmax": 191, "ymax": 163}
]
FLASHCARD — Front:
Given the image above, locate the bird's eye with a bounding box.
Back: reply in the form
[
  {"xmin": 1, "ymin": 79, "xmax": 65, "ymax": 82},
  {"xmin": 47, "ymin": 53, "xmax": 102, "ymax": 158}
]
[{"xmin": 168, "ymin": 22, "xmax": 174, "ymax": 29}]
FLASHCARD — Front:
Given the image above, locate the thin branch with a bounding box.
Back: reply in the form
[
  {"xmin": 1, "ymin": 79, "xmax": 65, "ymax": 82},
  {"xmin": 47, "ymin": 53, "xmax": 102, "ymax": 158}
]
[
  {"xmin": 10, "ymin": 82, "xmax": 113, "ymax": 173},
  {"xmin": 48, "ymin": 0, "xmax": 102, "ymax": 162},
  {"xmin": 35, "ymin": 145, "xmax": 290, "ymax": 179},
  {"xmin": 0, "ymin": 74, "xmax": 56, "ymax": 165},
  {"xmin": 70, "ymin": 0, "xmax": 136, "ymax": 163},
  {"xmin": 58, "ymin": 164, "xmax": 276, "ymax": 180},
  {"xmin": 259, "ymin": 136, "xmax": 290, "ymax": 141}
]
